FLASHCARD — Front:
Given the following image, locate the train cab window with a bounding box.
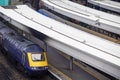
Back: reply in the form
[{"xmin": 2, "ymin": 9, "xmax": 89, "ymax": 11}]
[{"xmin": 32, "ymin": 53, "xmax": 44, "ymax": 61}]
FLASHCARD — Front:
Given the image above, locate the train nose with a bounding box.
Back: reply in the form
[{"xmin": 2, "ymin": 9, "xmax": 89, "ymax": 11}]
[
  {"xmin": 27, "ymin": 52, "xmax": 48, "ymax": 67},
  {"xmin": 27, "ymin": 66, "xmax": 48, "ymax": 76},
  {"xmin": 31, "ymin": 66, "xmax": 48, "ymax": 71}
]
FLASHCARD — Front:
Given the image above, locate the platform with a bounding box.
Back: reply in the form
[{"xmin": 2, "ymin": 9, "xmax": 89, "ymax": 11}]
[{"xmin": 46, "ymin": 45, "xmax": 113, "ymax": 80}]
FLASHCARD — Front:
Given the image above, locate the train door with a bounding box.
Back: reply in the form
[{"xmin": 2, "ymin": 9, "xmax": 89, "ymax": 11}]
[
  {"xmin": 22, "ymin": 52, "xmax": 26, "ymax": 66},
  {"xmin": 17, "ymin": 52, "xmax": 26, "ymax": 72},
  {"xmin": 0, "ymin": 33, "xmax": 2, "ymax": 44}
]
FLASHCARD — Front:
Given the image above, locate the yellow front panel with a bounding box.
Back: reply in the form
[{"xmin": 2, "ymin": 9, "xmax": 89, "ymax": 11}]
[{"xmin": 27, "ymin": 52, "xmax": 48, "ymax": 67}]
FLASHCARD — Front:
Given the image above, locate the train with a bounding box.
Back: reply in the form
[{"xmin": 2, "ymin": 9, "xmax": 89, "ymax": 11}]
[
  {"xmin": 87, "ymin": 0, "xmax": 120, "ymax": 15},
  {"xmin": 0, "ymin": 21, "xmax": 48, "ymax": 75}
]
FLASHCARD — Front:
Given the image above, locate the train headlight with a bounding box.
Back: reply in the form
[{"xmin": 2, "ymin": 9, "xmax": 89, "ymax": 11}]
[
  {"xmin": 44, "ymin": 66, "xmax": 48, "ymax": 69},
  {"xmin": 31, "ymin": 67, "xmax": 38, "ymax": 70}
]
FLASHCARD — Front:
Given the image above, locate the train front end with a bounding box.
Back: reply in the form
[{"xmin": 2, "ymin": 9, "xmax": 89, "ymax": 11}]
[{"xmin": 25, "ymin": 45, "xmax": 48, "ymax": 75}]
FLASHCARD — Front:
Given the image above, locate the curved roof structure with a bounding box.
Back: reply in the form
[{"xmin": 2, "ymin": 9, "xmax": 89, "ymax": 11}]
[
  {"xmin": 0, "ymin": 5, "xmax": 120, "ymax": 79},
  {"xmin": 41, "ymin": 0, "xmax": 120, "ymax": 35}
]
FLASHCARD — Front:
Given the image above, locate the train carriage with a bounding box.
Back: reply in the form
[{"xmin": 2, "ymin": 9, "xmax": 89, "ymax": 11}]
[{"xmin": 0, "ymin": 21, "xmax": 48, "ymax": 75}]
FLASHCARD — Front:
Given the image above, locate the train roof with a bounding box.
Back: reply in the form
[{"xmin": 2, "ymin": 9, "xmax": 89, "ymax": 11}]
[
  {"xmin": 0, "ymin": 21, "xmax": 7, "ymax": 29},
  {"xmin": 0, "ymin": 22, "xmax": 35, "ymax": 51},
  {"xmin": 0, "ymin": 21, "xmax": 15, "ymax": 35},
  {"xmin": 4, "ymin": 32, "xmax": 36, "ymax": 52},
  {"xmin": 88, "ymin": 0, "xmax": 120, "ymax": 13},
  {"xmin": 0, "ymin": 21, "xmax": 43, "ymax": 52},
  {"xmin": 41, "ymin": 0, "xmax": 120, "ymax": 34},
  {"xmin": 0, "ymin": 21, "xmax": 4, "ymax": 26},
  {"xmin": 0, "ymin": 26, "xmax": 15, "ymax": 34}
]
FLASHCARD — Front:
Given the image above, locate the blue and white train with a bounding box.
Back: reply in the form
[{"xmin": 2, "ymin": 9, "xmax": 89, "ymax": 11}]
[{"xmin": 0, "ymin": 21, "xmax": 48, "ymax": 75}]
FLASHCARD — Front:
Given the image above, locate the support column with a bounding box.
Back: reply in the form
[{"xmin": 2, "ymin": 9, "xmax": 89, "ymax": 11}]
[
  {"xmin": 22, "ymin": 31, "xmax": 26, "ymax": 37},
  {"xmin": 70, "ymin": 56, "xmax": 73, "ymax": 70},
  {"xmin": 44, "ymin": 42, "xmax": 47, "ymax": 52},
  {"xmin": 27, "ymin": 33, "xmax": 30, "ymax": 39}
]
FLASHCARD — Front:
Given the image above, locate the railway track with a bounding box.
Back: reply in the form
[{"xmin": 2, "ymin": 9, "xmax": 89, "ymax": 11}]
[
  {"xmin": 0, "ymin": 63, "xmax": 16, "ymax": 80},
  {"xmin": 0, "ymin": 51, "xmax": 57, "ymax": 80}
]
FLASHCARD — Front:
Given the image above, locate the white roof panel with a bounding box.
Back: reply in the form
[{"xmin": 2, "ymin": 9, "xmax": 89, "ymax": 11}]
[
  {"xmin": 42, "ymin": 0, "xmax": 120, "ymax": 34},
  {"xmin": 15, "ymin": 5, "xmax": 120, "ymax": 57}
]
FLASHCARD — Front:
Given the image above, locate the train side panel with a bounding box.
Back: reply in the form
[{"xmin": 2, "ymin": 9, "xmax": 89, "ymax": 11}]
[{"xmin": 3, "ymin": 34, "xmax": 23, "ymax": 64}]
